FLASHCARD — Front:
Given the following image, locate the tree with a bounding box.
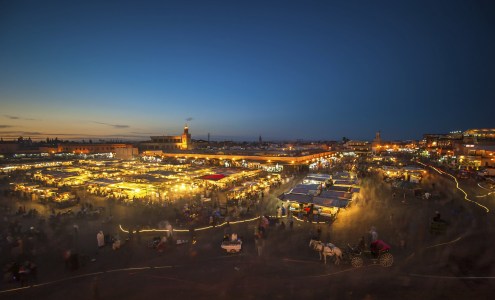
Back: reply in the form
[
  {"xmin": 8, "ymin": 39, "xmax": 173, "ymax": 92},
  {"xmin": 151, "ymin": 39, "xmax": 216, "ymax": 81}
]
[{"xmin": 342, "ymin": 137, "xmax": 350, "ymax": 143}]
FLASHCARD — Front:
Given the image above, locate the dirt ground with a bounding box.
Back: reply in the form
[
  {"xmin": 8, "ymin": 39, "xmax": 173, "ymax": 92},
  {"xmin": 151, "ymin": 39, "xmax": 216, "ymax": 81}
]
[{"xmin": 1, "ymin": 169, "xmax": 494, "ymax": 300}]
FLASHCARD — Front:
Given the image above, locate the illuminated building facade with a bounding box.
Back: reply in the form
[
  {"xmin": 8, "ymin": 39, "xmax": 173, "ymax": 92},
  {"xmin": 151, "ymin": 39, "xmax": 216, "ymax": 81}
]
[
  {"xmin": 57, "ymin": 144, "xmax": 138, "ymax": 159},
  {"xmin": 351, "ymin": 131, "xmax": 417, "ymax": 155},
  {"xmin": 420, "ymin": 129, "xmax": 495, "ymax": 168},
  {"xmin": 140, "ymin": 125, "xmax": 191, "ymax": 152},
  {"xmin": 344, "ymin": 140, "xmax": 371, "ymax": 155}
]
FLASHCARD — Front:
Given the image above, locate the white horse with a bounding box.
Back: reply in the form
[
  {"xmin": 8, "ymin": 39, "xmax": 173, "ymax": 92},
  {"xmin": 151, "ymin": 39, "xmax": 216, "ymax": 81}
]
[{"xmin": 309, "ymin": 239, "xmax": 343, "ymax": 265}]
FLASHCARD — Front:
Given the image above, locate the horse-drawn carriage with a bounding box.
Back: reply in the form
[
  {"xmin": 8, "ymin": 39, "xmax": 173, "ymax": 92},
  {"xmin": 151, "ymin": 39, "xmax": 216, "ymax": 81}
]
[
  {"xmin": 309, "ymin": 239, "xmax": 394, "ymax": 268},
  {"xmin": 343, "ymin": 241, "xmax": 394, "ymax": 268}
]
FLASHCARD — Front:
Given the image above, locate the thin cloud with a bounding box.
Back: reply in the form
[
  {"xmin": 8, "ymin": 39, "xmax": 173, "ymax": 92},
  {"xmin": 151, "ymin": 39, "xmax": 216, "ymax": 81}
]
[
  {"xmin": 4, "ymin": 115, "xmax": 36, "ymax": 120},
  {"xmin": 0, "ymin": 131, "xmax": 147, "ymax": 141},
  {"xmin": 0, "ymin": 130, "xmax": 42, "ymax": 136},
  {"xmin": 130, "ymin": 131, "xmax": 154, "ymax": 135},
  {"xmin": 94, "ymin": 122, "xmax": 130, "ymax": 129},
  {"xmin": 0, "ymin": 125, "xmax": 14, "ymax": 128}
]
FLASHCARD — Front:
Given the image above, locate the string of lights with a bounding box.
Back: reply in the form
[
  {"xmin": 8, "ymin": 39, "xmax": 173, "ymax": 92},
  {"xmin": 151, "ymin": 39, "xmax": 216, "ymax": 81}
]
[{"xmin": 416, "ymin": 161, "xmax": 490, "ymax": 213}]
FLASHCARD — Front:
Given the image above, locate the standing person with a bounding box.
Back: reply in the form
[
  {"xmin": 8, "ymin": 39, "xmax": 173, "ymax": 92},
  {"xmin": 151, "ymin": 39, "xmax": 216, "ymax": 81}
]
[
  {"xmin": 165, "ymin": 222, "xmax": 173, "ymax": 239},
  {"xmin": 255, "ymin": 231, "xmax": 264, "ymax": 257},
  {"xmin": 97, "ymin": 231, "xmax": 104, "ymax": 248},
  {"xmin": 73, "ymin": 224, "xmax": 80, "ymax": 253},
  {"xmin": 369, "ymin": 226, "xmax": 378, "ymax": 244},
  {"xmin": 17, "ymin": 238, "xmax": 24, "ymax": 254},
  {"xmin": 157, "ymin": 236, "xmax": 167, "ymax": 253},
  {"xmin": 308, "ymin": 204, "xmax": 314, "ymax": 222},
  {"xmin": 224, "ymin": 222, "xmax": 232, "ymax": 236},
  {"xmin": 189, "ymin": 225, "xmax": 196, "ymax": 244},
  {"xmin": 64, "ymin": 249, "xmax": 71, "ymax": 270},
  {"xmin": 136, "ymin": 225, "xmax": 142, "ymax": 244},
  {"xmin": 91, "ymin": 276, "xmax": 100, "ymax": 300}
]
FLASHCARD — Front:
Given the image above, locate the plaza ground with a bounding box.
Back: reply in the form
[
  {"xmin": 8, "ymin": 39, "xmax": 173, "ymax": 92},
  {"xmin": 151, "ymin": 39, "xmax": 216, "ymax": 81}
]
[{"xmin": 1, "ymin": 168, "xmax": 494, "ymax": 300}]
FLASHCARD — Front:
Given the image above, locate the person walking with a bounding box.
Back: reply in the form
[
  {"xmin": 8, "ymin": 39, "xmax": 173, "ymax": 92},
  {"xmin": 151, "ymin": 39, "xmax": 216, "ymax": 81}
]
[
  {"xmin": 166, "ymin": 222, "xmax": 173, "ymax": 239},
  {"xmin": 255, "ymin": 231, "xmax": 264, "ymax": 257},
  {"xmin": 369, "ymin": 226, "xmax": 378, "ymax": 245},
  {"xmin": 97, "ymin": 231, "xmax": 104, "ymax": 248},
  {"xmin": 91, "ymin": 276, "xmax": 100, "ymax": 300}
]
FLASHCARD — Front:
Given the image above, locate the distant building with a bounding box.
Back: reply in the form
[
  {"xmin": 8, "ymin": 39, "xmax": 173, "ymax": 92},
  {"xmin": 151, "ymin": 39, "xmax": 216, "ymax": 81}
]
[
  {"xmin": 57, "ymin": 143, "xmax": 137, "ymax": 157},
  {"xmin": 0, "ymin": 142, "xmax": 20, "ymax": 154},
  {"xmin": 372, "ymin": 131, "xmax": 417, "ymax": 153},
  {"xmin": 419, "ymin": 128, "xmax": 495, "ymax": 168},
  {"xmin": 344, "ymin": 140, "xmax": 371, "ymax": 155},
  {"xmin": 1, "ymin": 139, "xmax": 138, "ymax": 159},
  {"xmin": 140, "ymin": 125, "xmax": 191, "ymax": 152},
  {"xmin": 371, "ymin": 131, "xmax": 381, "ymax": 153},
  {"xmin": 462, "ymin": 129, "xmax": 495, "ymax": 143},
  {"xmin": 114, "ymin": 147, "xmax": 139, "ymax": 160}
]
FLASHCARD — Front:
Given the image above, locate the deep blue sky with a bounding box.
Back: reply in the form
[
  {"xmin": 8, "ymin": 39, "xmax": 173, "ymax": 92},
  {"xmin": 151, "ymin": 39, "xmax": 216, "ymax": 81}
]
[{"xmin": 0, "ymin": 0, "xmax": 494, "ymax": 141}]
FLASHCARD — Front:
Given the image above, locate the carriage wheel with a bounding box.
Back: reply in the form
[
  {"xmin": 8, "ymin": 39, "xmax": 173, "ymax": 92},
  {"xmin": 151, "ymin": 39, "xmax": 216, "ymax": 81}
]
[
  {"xmin": 351, "ymin": 257, "xmax": 364, "ymax": 268},
  {"xmin": 379, "ymin": 253, "xmax": 394, "ymax": 267}
]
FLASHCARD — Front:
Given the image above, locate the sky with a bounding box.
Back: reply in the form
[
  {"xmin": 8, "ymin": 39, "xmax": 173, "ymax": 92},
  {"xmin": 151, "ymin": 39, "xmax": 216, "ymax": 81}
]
[{"xmin": 0, "ymin": 0, "xmax": 494, "ymax": 142}]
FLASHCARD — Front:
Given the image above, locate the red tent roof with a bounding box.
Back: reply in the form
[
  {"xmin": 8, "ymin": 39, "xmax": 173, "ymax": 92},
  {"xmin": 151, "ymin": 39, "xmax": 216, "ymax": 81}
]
[{"xmin": 200, "ymin": 174, "xmax": 226, "ymax": 181}]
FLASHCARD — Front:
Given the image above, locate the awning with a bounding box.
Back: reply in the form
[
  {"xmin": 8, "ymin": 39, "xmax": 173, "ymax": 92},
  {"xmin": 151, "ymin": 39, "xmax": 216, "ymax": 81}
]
[
  {"xmin": 200, "ymin": 174, "xmax": 226, "ymax": 181},
  {"xmin": 282, "ymin": 193, "xmax": 313, "ymax": 204},
  {"xmin": 327, "ymin": 185, "xmax": 351, "ymax": 192},
  {"xmin": 290, "ymin": 184, "xmax": 320, "ymax": 194},
  {"xmin": 319, "ymin": 190, "xmax": 353, "ymax": 199},
  {"xmin": 333, "ymin": 179, "xmax": 357, "ymax": 186},
  {"xmin": 313, "ymin": 197, "xmax": 350, "ymax": 208}
]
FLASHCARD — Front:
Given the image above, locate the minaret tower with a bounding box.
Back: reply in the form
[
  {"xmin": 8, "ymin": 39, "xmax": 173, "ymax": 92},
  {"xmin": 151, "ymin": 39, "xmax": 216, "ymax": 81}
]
[
  {"xmin": 372, "ymin": 131, "xmax": 382, "ymax": 153},
  {"xmin": 181, "ymin": 124, "xmax": 191, "ymax": 150}
]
